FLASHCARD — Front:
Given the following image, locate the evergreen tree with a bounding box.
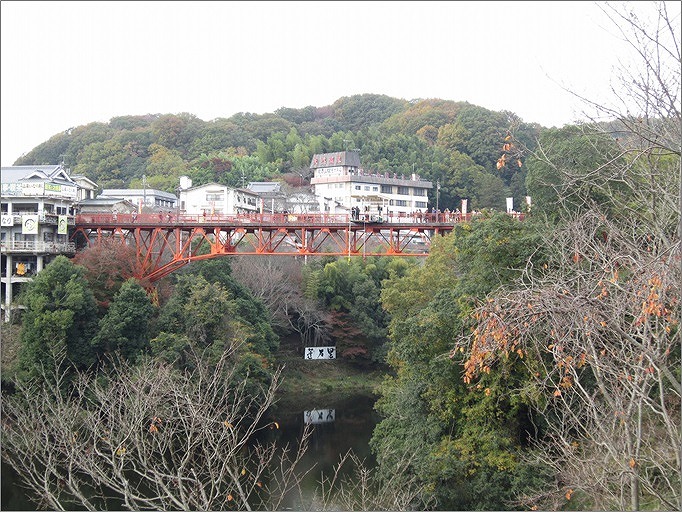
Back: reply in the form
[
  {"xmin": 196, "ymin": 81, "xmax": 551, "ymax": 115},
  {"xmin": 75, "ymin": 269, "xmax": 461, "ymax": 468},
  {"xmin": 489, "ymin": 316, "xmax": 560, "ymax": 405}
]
[
  {"xmin": 91, "ymin": 278, "xmax": 155, "ymax": 362},
  {"xmin": 18, "ymin": 255, "xmax": 98, "ymax": 380}
]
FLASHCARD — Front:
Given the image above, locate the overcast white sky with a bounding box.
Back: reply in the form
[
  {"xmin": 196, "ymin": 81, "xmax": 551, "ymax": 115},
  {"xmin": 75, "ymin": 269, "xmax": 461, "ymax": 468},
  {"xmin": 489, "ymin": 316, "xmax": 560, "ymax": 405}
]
[{"xmin": 1, "ymin": 1, "xmax": 677, "ymax": 167}]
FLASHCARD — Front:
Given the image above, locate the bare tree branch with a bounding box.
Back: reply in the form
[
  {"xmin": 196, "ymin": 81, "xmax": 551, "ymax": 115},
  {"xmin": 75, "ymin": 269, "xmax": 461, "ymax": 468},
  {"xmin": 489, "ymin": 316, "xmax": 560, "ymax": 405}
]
[{"xmin": 2, "ymin": 348, "xmax": 308, "ymax": 511}]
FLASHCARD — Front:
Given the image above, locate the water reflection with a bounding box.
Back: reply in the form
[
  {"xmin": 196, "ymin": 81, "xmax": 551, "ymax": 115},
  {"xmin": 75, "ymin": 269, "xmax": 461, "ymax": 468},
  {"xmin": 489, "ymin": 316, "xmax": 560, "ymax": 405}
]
[
  {"xmin": 269, "ymin": 392, "xmax": 380, "ymax": 510},
  {"xmin": 1, "ymin": 461, "xmax": 37, "ymax": 511},
  {"xmin": 1, "ymin": 392, "xmax": 380, "ymax": 511}
]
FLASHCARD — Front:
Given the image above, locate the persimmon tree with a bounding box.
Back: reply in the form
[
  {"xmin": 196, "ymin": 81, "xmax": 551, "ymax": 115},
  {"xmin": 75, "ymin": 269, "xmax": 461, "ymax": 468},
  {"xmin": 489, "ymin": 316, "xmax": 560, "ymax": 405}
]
[
  {"xmin": 456, "ymin": 209, "xmax": 680, "ymax": 510},
  {"xmin": 455, "ymin": 2, "xmax": 681, "ymax": 509},
  {"xmin": 1, "ymin": 348, "xmax": 309, "ymax": 511}
]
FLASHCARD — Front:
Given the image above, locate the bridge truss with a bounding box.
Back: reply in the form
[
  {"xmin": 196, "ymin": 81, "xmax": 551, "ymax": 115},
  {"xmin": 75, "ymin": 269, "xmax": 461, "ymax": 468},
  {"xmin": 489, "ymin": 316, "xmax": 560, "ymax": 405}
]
[{"xmin": 71, "ymin": 213, "xmax": 456, "ymax": 282}]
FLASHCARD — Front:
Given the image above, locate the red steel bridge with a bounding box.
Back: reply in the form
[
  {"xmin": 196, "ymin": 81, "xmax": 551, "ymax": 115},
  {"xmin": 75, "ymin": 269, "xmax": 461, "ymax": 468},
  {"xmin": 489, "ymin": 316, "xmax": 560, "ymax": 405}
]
[{"xmin": 72, "ymin": 211, "xmax": 519, "ymax": 283}]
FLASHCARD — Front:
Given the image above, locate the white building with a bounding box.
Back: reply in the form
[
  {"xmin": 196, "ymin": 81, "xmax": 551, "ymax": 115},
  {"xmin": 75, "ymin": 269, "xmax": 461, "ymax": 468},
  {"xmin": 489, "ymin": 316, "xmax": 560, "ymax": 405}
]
[
  {"xmin": 309, "ymin": 151, "xmax": 432, "ymax": 219},
  {"xmin": 71, "ymin": 175, "xmax": 99, "ymax": 201},
  {"xmin": 178, "ymin": 182, "xmax": 260, "ymax": 215},
  {"xmin": 1, "ymin": 165, "xmax": 83, "ymax": 321}
]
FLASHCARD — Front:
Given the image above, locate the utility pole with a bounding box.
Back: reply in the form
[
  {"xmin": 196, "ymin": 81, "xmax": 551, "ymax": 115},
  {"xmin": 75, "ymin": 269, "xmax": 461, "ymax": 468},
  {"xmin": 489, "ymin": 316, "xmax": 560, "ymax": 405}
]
[
  {"xmin": 142, "ymin": 174, "xmax": 147, "ymax": 211},
  {"xmin": 436, "ymin": 179, "xmax": 440, "ymax": 213}
]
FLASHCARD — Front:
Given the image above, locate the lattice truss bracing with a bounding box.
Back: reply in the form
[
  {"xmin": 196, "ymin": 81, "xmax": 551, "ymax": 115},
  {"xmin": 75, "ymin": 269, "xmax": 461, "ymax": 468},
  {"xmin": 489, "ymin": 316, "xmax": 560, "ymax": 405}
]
[{"xmin": 71, "ymin": 217, "xmax": 452, "ymax": 282}]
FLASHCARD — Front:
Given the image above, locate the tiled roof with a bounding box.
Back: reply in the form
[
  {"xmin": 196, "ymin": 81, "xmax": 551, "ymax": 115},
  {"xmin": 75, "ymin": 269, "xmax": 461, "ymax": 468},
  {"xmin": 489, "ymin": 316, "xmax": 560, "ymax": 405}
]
[
  {"xmin": 100, "ymin": 188, "xmax": 177, "ymax": 200},
  {"xmin": 1, "ymin": 165, "xmax": 71, "ymax": 184},
  {"xmin": 78, "ymin": 198, "xmax": 134, "ymax": 206},
  {"xmin": 247, "ymin": 182, "xmax": 281, "ymax": 193}
]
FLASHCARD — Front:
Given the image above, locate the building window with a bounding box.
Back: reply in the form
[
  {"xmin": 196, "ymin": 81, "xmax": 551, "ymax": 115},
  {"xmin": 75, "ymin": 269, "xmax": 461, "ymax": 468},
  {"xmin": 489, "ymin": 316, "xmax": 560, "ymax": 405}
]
[
  {"xmin": 372, "ymin": 186, "xmax": 378, "ymax": 192},
  {"xmin": 415, "ymin": 201, "xmax": 427, "ymax": 208},
  {"xmin": 364, "ymin": 186, "xmax": 370, "ymax": 191},
  {"xmin": 206, "ymin": 193, "xmax": 224, "ymax": 202},
  {"xmin": 355, "ymin": 185, "xmax": 361, "ymax": 190},
  {"xmin": 381, "ymin": 185, "xmax": 392, "ymax": 194},
  {"xmin": 397, "ymin": 186, "xmax": 410, "ymax": 195},
  {"xmin": 413, "ymin": 188, "xmax": 426, "ymax": 196},
  {"xmin": 396, "ymin": 200, "xmax": 407, "ymax": 207}
]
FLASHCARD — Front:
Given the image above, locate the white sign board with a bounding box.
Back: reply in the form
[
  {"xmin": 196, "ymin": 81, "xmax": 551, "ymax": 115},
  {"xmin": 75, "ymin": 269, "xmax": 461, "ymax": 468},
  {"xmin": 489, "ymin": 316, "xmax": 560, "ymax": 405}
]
[
  {"xmin": 58, "ymin": 215, "xmax": 69, "ymax": 234},
  {"xmin": 22, "ymin": 215, "xmax": 39, "ymax": 235},
  {"xmin": 304, "ymin": 409, "xmax": 336, "ymax": 424},
  {"xmin": 304, "ymin": 346, "xmax": 336, "ymax": 360}
]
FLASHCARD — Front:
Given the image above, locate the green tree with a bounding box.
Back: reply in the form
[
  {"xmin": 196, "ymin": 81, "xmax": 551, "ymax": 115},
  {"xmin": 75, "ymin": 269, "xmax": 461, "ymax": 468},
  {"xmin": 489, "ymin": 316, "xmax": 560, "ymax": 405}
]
[
  {"xmin": 310, "ymin": 257, "xmax": 407, "ymax": 361},
  {"xmin": 91, "ymin": 278, "xmax": 155, "ymax": 362},
  {"xmin": 17, "ymin": 256, "xmax": 98, "ymax": 380},
  {"xmin": 71, "ymin": 138, "xmax": 128, "ymax": 186},
  {"xmin": 371, "ymin": 213, "xmax": 546, "ymax": 510},
  {"xmin": 141, "ymin": 143, "xmax": 187, "ymax": 191},
  {"xmin": 151, "ymin": 264, "xmax": 277, "ymax": 379},
  {"xmin": 332, "ymin": 93, "xmax": 408, "ymax": 132}
]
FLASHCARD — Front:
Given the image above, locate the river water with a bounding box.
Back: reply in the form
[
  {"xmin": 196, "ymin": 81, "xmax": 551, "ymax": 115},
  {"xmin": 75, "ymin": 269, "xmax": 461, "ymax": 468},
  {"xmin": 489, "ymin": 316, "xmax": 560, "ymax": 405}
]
[
  {"xmin": 1, "ymin": 391, "xmax": 380, "ymax": 510},
  {"xmin": 269, "ymin": 391, "xmax": 381, "ymax": 510}
]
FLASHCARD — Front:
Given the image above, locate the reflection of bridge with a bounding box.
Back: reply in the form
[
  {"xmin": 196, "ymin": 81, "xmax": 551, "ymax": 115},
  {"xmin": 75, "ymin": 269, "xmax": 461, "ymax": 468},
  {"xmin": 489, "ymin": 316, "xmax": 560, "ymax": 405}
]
[{"xmin": 72, "ymin": 212, "xmax": 497, "ymax": 282}]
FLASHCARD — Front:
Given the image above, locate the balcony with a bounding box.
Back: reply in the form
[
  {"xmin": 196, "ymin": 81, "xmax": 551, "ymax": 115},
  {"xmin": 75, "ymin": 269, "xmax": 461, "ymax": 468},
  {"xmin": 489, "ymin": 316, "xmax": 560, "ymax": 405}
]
[
  {"xmin": 1, "ymin": 213, "xmax": 76, "ymax": 225},
  {"xmin": 0, "ymin": 241, "xmax": 76, "ymax": 254}
]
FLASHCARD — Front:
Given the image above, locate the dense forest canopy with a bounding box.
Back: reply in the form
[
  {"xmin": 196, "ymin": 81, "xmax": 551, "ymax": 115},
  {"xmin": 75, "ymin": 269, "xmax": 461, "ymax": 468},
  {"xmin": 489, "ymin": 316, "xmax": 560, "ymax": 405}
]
[{"xmin": 14, "ymin": 94, "xmax": 544, "ymax": 212}]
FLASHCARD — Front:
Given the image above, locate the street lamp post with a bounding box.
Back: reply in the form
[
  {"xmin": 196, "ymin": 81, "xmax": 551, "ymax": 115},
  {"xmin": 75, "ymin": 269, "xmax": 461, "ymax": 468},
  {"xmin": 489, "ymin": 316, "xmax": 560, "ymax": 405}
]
[{"xmin": 436, "ymin": 179, "xmax": 440, "ymax": 219}]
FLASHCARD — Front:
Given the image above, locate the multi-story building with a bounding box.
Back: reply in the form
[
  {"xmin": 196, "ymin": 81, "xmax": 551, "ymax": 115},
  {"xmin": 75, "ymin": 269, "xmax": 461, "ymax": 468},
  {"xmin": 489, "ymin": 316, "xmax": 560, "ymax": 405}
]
[
  {"xmin": 309, "ymin": 151, "xmax": 433, "ymax": 219},
  {"xmin": 1, "ymin": 165, "xmax": 82, "ymax": 321}
]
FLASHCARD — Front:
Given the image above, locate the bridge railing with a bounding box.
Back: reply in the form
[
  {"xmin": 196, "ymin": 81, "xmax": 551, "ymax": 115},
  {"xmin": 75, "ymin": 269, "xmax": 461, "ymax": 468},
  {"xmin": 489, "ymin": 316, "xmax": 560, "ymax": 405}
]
[
  {"xmin": 74, "ymin": 211, "xmax": 525, "ymax": 226},
  {"xmin": 75, "ymin": 212, "xmax": 351, "ymax": 225}
]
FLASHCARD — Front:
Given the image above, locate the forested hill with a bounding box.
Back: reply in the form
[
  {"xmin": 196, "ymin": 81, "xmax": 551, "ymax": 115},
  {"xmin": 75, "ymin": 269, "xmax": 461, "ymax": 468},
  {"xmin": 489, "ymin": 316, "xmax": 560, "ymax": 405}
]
[{"xmin": 14, "ymin": 93, "xmax": 545, "ymax": 212}]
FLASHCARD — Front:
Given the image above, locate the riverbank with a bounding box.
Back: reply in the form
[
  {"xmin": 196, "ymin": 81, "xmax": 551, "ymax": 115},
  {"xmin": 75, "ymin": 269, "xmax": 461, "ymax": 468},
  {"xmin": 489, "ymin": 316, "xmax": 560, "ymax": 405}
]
[{"xmin": 273, "ymin": 341, "xmax": 387, "ymax": 407}]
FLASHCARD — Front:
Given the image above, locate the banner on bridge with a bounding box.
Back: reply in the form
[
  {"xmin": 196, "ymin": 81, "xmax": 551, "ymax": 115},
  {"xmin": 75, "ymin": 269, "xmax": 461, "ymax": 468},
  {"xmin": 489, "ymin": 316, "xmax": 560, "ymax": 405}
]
[{"xmin": 305, "ymin": 346, "xmax": 336, "ymax": 360}]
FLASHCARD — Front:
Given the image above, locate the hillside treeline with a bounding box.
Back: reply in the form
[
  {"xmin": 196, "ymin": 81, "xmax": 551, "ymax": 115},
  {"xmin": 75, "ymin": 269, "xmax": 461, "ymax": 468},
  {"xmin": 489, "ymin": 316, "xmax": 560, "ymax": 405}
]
[{"xmin": 15, "ymin": 94, "xmax": 543, "ymax": 212}]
